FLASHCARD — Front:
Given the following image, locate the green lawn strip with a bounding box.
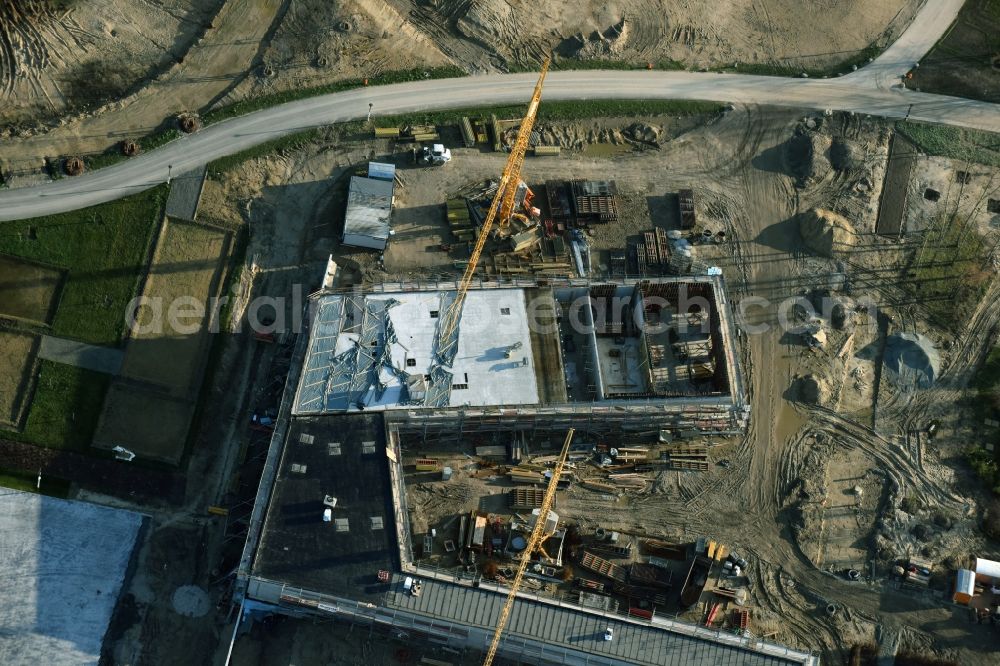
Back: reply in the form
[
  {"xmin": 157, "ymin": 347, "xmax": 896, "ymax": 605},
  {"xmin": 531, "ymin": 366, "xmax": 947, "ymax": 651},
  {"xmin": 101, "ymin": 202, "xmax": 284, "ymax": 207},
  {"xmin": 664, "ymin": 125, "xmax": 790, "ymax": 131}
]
[
  {"xmin": 895, "ymin": 121, "xmax": 1000, "ymax": 167},
  {"xmin": 0, "ymin": 186, "xmax": 165, "ymax": 345},
  {"xmin": 6, "ymin": 360, "xmax": 111, "ymax": 453},
  {"xmin": 208, "ymin": 100, "xmax": 723, "ymax": 175},
  {"xmin": 0, "ymin": 466, "xmax": 72, "ymax": 497},
  {"xmin": 201, "ymin": 66, "xmax": 467, "ymax": 125},
  {"xmin": 508, "ymin": 58, "xmax": 686, "ymax": 72}
]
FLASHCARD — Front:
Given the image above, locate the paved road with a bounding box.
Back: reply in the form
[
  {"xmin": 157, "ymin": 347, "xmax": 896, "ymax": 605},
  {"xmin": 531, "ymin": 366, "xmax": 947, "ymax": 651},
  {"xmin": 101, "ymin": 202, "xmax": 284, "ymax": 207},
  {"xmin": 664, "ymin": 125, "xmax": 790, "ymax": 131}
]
[{"xmin": 1, "ymin": 0, "xmax": 989, "ymax": 222}]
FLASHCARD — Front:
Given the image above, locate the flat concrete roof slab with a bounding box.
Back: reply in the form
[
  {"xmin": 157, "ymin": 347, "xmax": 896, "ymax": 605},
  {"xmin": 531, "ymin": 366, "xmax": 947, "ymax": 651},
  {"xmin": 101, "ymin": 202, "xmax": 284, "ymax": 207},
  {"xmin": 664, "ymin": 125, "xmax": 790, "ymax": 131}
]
[
  {"xmin": 294, "ymin": 288, "xmax": 539, "ymax": 414},
  {"xmin": 0, "ymin": 490, "xmax": 144, "ymax": 666}
]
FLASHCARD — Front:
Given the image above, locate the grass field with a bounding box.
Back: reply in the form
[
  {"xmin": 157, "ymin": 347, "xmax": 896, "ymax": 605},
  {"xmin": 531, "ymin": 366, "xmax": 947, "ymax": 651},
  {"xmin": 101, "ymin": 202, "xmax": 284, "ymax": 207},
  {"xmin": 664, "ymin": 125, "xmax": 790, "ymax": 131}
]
[
  {"xmin": 910, "ymin": 0, "xmax": 1000, "ymax": 104},
  {"xmin": 96, "ymin": 218, "xmax": 232, "ymax": 464},
  {"xmin": 0, "ymin": 467, "xmax": 71, "ymax": 497},
  {"xmin": 5, "ymin": 360, "xmax": 111, "ymax": 452},
  {"xmin": 896, "ymin": 121, "xmax": 1000, "ymax": 167},
  {"xmin": 122, "ymin": 219, "xmax": 231, "ymax": 393},
  {"xmin": 0, "ymin": 187, "xmax": 166, "ymax": 346},
  {"xmin": 0, "ymin": 255, "xmax": 62, "ymax": 324},
  {"xmin": 905, "ymin": 213, "xmax": 989, "ymax": 330}
]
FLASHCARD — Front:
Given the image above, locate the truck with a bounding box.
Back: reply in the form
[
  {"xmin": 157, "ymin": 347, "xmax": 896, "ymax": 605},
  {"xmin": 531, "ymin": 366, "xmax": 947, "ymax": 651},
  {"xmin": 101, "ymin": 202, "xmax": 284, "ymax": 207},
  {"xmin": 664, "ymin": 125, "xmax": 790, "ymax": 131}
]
[{"xmin": 421, "ymin": 143, "xmax": 452, "ymax": 166}]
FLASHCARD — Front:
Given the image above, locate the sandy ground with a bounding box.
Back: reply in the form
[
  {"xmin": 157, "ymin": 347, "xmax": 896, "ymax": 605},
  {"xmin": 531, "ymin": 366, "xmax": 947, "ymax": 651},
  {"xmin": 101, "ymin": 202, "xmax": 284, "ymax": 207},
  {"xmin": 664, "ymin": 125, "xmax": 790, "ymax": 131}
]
[
  {"xmin": 223, "ymin": 0, "xmax": 452, "ymax": 105},
  {"xmin": 906, "ymin": 156, "xmax": 1000, "ymax": 234},
  {"xmin": 388, "ymin": 0, "xmax": 919, "ymax": 73},
  {"xmin": 0, "ymin": 1, "xmax": 219, "ymax": 123},
  {"xmin": 0, "ymin": 0, "xmax": 285, "ymax": 171}
]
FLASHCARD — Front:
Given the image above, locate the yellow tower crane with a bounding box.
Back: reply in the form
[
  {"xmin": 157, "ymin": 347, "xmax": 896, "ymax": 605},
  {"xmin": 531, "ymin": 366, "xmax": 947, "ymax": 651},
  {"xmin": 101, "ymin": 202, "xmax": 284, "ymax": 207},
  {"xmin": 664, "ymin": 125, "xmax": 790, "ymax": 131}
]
[
  {"xmin": 482, "ymin": 427, "xmax": 575, "ymax": 666},
  {"xmin": 435, "ymin": 57, "xmax": 550, "ymax": 353}
]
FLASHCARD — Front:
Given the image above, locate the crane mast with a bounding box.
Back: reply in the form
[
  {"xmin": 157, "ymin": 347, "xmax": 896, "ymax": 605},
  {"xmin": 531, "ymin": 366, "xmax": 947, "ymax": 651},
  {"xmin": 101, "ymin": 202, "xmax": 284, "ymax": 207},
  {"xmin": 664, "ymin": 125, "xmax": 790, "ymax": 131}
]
[
  {"xmin": 435, "ymin": 58, "xmax": 550, "ymax": 354},
  {"xmin": 482, "ymin": 428, "xmax": 575, "ymax": 666}
]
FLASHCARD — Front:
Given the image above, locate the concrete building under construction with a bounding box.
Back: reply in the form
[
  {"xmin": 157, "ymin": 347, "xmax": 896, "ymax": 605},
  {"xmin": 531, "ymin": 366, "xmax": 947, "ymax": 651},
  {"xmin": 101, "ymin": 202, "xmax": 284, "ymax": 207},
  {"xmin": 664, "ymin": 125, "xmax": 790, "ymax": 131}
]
[
  {"xmin": 231, "ymin": 275, "xmax": 818, "ymax": 666},
  {"xmin": 291, "ymin": 275, "xmax": 748, "ymax": 437}
]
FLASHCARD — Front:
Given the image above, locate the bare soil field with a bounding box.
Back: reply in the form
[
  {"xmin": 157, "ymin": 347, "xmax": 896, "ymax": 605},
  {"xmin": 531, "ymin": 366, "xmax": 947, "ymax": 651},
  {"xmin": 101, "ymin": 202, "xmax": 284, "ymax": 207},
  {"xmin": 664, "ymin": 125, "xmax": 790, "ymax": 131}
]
[
  {"xmin": 0, "ymin": 254, "xmax": 62, "ymax": 324},
  {"xmin": 0, "ymin": 0, "xmax": 923, "ymax": 171},
  {"xmin": 0, "ymin": 0, "xmax": 220, "ymax": 123},
  {"xmin": 384, "ymin": 0, "xmax": 918, "ymax": 73},
  {"xmin": 94, "ymin": 218, "xmax": 232, "ymax": 464},
  {"xmin": 0, "ymin": 330, "xmax": 39, "ymax": 426},
  {"xmin": 0, "ymin": 0, "xmax": 285, "ymax": 170}
]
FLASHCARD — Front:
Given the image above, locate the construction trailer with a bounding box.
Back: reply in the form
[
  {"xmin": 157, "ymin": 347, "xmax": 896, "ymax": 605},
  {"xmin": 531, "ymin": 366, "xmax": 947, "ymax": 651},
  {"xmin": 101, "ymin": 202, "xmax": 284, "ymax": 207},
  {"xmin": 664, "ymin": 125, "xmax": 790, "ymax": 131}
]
[{"xmin": 342, "ymin": 162, "xmax": 395, "ymax": 251}]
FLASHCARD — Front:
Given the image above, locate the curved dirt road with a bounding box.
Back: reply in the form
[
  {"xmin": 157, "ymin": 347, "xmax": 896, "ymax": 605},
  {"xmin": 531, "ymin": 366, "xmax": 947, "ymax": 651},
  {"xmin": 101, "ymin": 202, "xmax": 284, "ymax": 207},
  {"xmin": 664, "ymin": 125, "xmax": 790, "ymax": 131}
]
[{"xmin": 0, "ymin": 0, "xmax": 984, "ymax": 222}]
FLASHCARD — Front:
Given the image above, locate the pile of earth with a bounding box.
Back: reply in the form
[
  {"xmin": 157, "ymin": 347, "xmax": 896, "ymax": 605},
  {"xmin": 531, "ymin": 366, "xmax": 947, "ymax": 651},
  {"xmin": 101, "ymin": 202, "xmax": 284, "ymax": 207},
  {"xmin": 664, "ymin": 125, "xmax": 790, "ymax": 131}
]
[
  {"xmin": 791, "ymin": 374, "xmax": 830, "ymax": 405},
  {"xmin": 799, "ymin": 208, "xmax": 857, "ymax": 257},
  {"xmin": 624, "ymin": 122, "xmax": 662, "ymax": 144},
  {"xmin": 829, "ymin": 138, "xmax": 861, "ymax": 171},
  {"xmin": 883, "ymin": 332, "xmax": 939, "ymax": 390},
  {"xmin": 784, "ymin": 130, "xmax": 832, "ymax": 185}
]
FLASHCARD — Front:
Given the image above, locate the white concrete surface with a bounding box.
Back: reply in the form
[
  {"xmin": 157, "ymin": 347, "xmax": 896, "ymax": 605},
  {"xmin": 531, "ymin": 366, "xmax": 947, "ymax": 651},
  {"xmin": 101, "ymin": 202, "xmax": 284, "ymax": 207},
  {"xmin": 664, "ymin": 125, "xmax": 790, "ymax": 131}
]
[
  {"xmin": 0, "ymin": 489, "xmax": 144, "ymax": 666},
  {"xmin": 0, "ymin": 0, "xmax": 986, "ymax": 222},
  {"xmin": 445, "ymin": 289, "xmax": 539, "ymax": 407}
]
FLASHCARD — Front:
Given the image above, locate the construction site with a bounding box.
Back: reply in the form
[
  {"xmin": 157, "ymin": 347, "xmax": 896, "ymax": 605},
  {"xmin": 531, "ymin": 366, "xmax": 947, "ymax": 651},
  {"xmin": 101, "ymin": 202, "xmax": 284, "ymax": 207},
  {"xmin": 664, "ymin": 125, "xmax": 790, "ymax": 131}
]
[
  {"xmin": 205, "ymin": 48, "xmax": 1000, "ymax": 665},
  {"xmin": 3, "ymin": 3, "xmax": 1000, "ymax": 663}
]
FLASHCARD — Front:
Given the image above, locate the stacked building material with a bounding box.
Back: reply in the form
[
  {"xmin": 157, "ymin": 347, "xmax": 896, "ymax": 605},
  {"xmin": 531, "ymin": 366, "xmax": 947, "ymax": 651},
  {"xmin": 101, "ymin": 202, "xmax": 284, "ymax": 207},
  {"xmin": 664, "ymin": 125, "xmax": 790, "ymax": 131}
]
[
  {"xmin": 678, "ymin": 189, "xmax": 696, "ymax": 229},
  {"xmin": 545, "ymin": 181, "xmax": 573, "ymax": 221},
  {"xmin": 609, "ymin": 250, "xmax": 627, "ymax": 276},
  {"xmin": 676, "ymin": 362, "xmax": 715, "ymax": 382},
  {"xmin": 446, "ymin": 198, "xmax": 474, "ymax": 242},
  {"xmin": 643, "ymin": 232, "xmax": 660, "ymax": 271},
  {"xmin": 613, "ymin": 447, "xmax": 650, "ymax": 463},
  {"xmin": 655, "ymin": 227, "xmax": 671, "ymax": 265},
  {"xmin": 508, "ymin": 466, "xmax": 544, "ymax": 484},
  {"xmin": 580, "ymin": 551, "xmax": 627, "ymax": 582},
  {"xmin": 642, "ymin": 539, "xmax": 688, "ymax": 560},
  {"xmin": 571, "ymin": 180, "xmax": 619, "ymax": 224},
  {"xmin": 608, "ymin": 472, "xmax": 648, "ymax": 489},
  {"xmin": 510, "ymin": 487, "xmax": 547, "ymax": 510},
  {"xmin": 661, "ymin": 444, "xmax": 709, "ymax": 471},
  {"xmin": 629, "ymin": 562, "xmax": 673, "ymax": 590},
  {"xmin": 460, "ymin": 117, "xmax": 476, "ymax": 148}
]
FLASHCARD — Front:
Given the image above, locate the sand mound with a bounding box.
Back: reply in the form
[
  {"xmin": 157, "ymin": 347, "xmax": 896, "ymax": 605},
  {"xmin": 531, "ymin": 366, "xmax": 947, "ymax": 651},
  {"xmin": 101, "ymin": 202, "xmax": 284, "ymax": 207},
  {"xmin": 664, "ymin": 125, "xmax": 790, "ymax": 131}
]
[
  {"xmin": 884, "ymin": 333, "xmax": 939, "ymax": 390},
  {"xmin": 792, "ymin": 374, "xmax": 829, "ymax": 405},
  {"xmin": 799, "ymin": 208, "xmax": 856, "ymax": 257},
  {"xmin": 784, "ymin": 131, "xmax": 832, "ymax": 185},
  {"xmin": 456, "ymin": 0, "xmax": 517, "ymax": 47},
  {"xmin": 829, "ymin": 138, "xmax": 861, "ymax": 171}
]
